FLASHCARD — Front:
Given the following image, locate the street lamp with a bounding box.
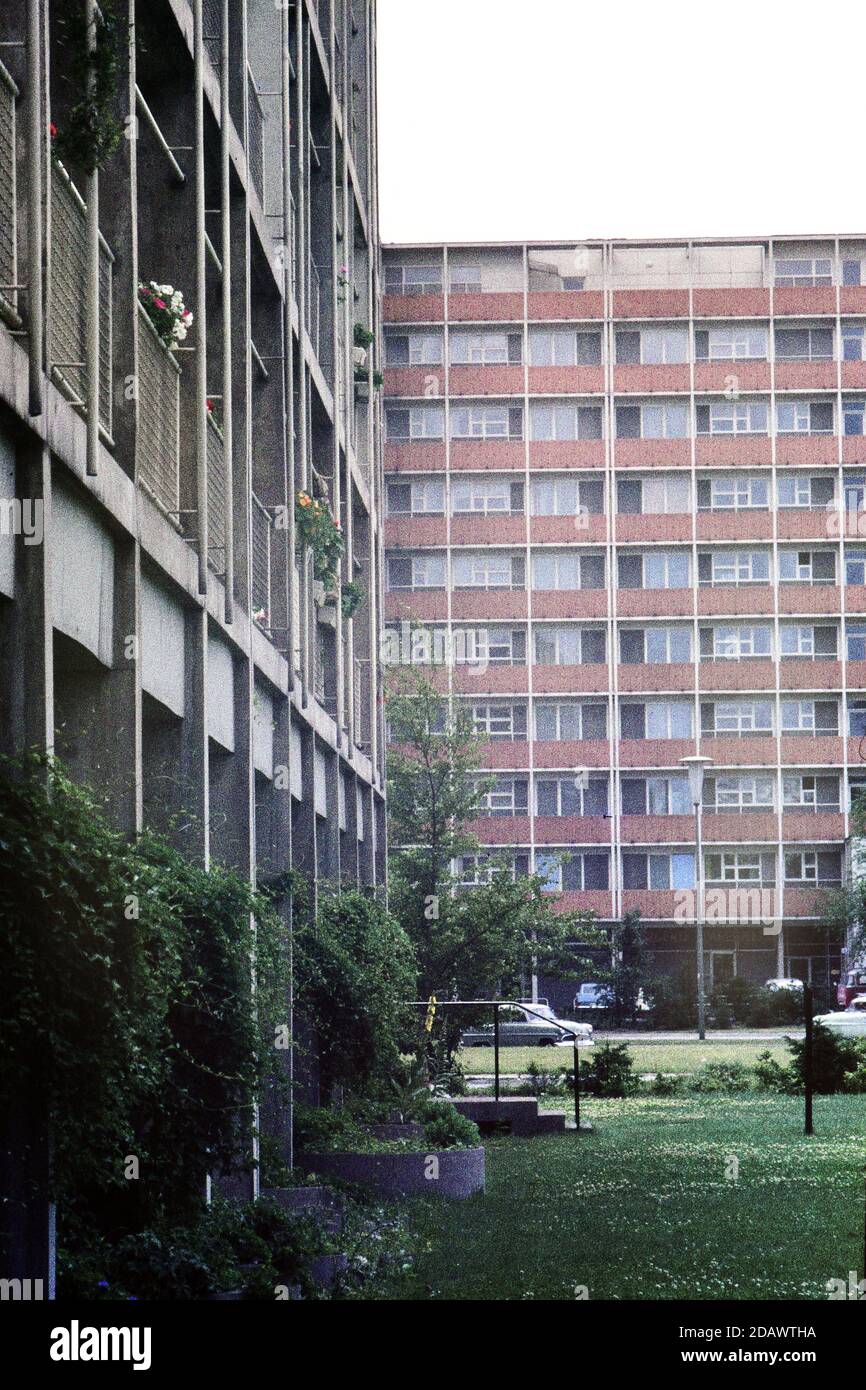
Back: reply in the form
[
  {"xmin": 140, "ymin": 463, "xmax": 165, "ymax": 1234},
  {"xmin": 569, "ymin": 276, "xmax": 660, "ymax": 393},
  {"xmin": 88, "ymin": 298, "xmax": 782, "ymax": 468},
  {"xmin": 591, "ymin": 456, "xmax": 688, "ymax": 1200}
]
[{"xmin": 680, "ymin": 755, "xmax": 713, "ymax": 1041}]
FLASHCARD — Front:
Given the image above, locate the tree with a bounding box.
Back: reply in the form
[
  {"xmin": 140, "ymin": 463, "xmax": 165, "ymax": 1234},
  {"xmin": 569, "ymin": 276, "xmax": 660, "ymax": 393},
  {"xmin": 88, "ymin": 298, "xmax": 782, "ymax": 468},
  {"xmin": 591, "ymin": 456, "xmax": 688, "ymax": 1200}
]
[{"xmin": 386, "ymin": 673, "xmax": 605, "ymax": 1058}]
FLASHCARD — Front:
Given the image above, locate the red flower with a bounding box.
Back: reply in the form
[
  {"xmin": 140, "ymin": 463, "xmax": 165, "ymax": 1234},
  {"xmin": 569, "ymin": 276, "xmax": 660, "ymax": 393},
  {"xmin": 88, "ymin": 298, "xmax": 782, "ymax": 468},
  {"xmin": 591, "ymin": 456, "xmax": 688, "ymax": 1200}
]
[
  {"xmin": 206, "ymin": 399, "xmax": 214, "ymax": 413},
  {"xmin": 154, "ymin": 298, "xmax": 166, "ymax": 310},
  {"xmin": 49, "ymin": 122, "xmax": 57, "ymax": 139}
]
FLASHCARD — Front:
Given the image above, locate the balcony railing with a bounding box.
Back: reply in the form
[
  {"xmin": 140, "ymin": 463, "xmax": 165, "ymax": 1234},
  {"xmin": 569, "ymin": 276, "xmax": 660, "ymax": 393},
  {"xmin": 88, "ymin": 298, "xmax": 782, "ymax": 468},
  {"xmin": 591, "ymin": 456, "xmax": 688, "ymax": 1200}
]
[
  {"xmin": 206, "ymin": 413, "xmax": 227, "ymax": 574},
  {"xmin": 137, "ymin": 305, "xmax": 181, "ymax": 516},
  {"xmin": 203, "ymin": 0, "xmax": 222, "ymax": 68},
  {"xmin": 49, "ymin": 162, "xmax": 113, "ymax": 437},
  {"xmin": 246, "ymin": 66, "xmax": 265, "ymax": 205},
  {"xmin": 354, "ymin": 657, "xmax": 371, "ymax": 750},
  {"xmin": 308, "ymin": 257, "xmax": 322, "ymax": 359},
  {"xmin": 251, "ymin": 493, "xmax": 273, "ymax": 621},
  {"xmin": 0, "ymin": 60, "xmax": 19, "ymax": 325}
]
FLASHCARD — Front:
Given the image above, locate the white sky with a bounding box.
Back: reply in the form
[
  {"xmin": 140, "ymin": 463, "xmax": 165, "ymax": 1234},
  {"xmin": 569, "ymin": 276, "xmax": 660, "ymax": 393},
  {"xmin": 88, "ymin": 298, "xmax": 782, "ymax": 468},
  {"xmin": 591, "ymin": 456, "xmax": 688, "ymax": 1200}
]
[{"xmin": 377, "ymin": 0, "xmax": 862, "ymax": 245}]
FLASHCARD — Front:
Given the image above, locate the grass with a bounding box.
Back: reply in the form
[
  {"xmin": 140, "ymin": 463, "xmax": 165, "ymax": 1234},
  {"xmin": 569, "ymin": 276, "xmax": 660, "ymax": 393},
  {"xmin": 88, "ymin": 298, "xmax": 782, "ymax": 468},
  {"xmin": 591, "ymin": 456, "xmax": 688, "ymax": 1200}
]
[
  {"xmin": 460, "ymin": 1038, "xmax": 791, "ymax": 1077},
  {"xmin": 381, "ymin": 1094, "xmax": 866, "ymax": 1301}
]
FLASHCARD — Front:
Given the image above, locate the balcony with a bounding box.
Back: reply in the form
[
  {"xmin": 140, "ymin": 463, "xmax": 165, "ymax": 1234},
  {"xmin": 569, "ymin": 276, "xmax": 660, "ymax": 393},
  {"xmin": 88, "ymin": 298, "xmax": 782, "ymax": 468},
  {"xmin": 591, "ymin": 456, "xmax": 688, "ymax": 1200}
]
[
  {"xmin": 781, "ymin": 734, "xmax": 844, "ymax": 764},
  {"xmin": 696, "ymin": 586, "xmax": 773, "ymax": 616},
  {"xmin": 246, "ymin": 66, "xmax": 265, "ymax": 205},
  {"xmin": 451, "ymin": 589, "xmax": 528, "ymax": 620},
  {"xmin": 534, "ymin": 739, "xmax": 610, "ymax": 769},
  {"xmin": 49, "ymin": 163, "xmax": 113, "ymax": 437},
  {"xmin": 555, "ymin": 890, "xmax": 614, "ymax": 917},
  {"xmin": 534, "ymin": 816, "xmax": 611, "ymax": 845},
  {"xmin": 451, "ymin": 514, "xmax": 525, "ymax": 545},
  {"xmin": 449, "ymin": 365, "xmax": 524, "ymax": 396},
  {"xmin": 450, "ymin": 440, "xmax": 524, "ymax": 471},
  {"xmin": 616, "ymin": 514, "xmax": 692, "ymax": 543},
  {"xmin": 384, "ymin": 441, "xmax": 447, "ymax": 472},
  {"xmin": 384, "ymin": 515, "xmax": 447, "ymax": 547},
  {"xmin": 783, "ymin": 887, "xmax": 834, "ymax": 918},
  {"xmin": 692, "ymin": 288, "xmax": 770, "ymax": 318},
  {"xmin": 614, "ymin": 438, "xmax": 691, "ymax": 469},
  {"xmin": 775, "ymin": 361, "xmax": 836, "ymax": 391},
  {"xmin": 775, "ymin": 435, "xmax": 837, "ymax": 467},
  {"xmin": 613, "ymin": 365, "xmax": 689, "ymax": 394},
  {"xmin": 620, "ymin": 815, "xmax": 694, "ymax": 845},
  {"xmin": 619, "ymin": 662, "xmax": 695, "ymax": 693},
  {"xmin": 777, "ymin": 585, "xmax": 841, "ymax": 616},
  {"xmin": 0, "ymin": 61, "xmax": 19, "ymax": 326},
  {"xmin": 698, "ymin": 659, "xmax": 773, "ymax": 691},
  {"xmin": 384, "ymin": 589, "xmax": 447, "ymax": 622},
  {"xmin": 527, "ymin": 366, "xmax": 604, "ymax": 395},
  {"xmin": 528, "ymin": 440, "xmax": 605, "ymax": 470},
  {"xmin": 773, "ymin": 286, "xmax": 836, "ymax": 315},
  {"xmin": 777, "ymin": 509, "xmax": 837, "ymax": 541},
  {"xmin": 353, "ymin": 657, "xmax": 372, "ymax": 753},
  {"xmin": 532, "ymin": 664, "xmax": 609, "ymax": 694},
  {"xmin": 694, "ymin": 436, "xmax": 772, "ymax": 467},
  {"xmin": 702, "ymin": 812, "xmax": 777, "ymax": 842},
  {"xmin": 137, "ymin": 307, "xmax": 181, "ymax": 516},
  {"xmin": 696, "ymin": 511, "xmax": 772, "ymax": 542},
  {"xmin": 618, "ymin": 738, "xmax": 696, "ymax": 768},
  {"xmin": 782, "ymin": 812, "xmax": 845, "ymax": 842},
  {"xmin": 694, "ymin": 361, "xmax": 770, "ymax": 393},
  {"xmin": 841, "ymin": 361, "xmax": 866, "ymax": 390},
  {"xmin": 612, "ymin": 289, "xmax": 689, "ymax": 318},
  {"xmin": 526, "ymin": 290, "xmax": 604, "ymax": 320},
  {"xmin": 618, "ymin": 588, "xmax": 693, "ymax": 618},
  {"xmin": 474, "ymin": 739, "xmax": 530, "ymax": 770},
  {"xmin": 453, "ymin": 665, "xmax": 529, "ymax": 695},
  {"xmin": 383, "ymin": 366, "xmax": 439, "ymax": 398},
  {"xmin": 531, "ymin": 589, "xmax": 607, "ymax": 620},
  {"xmin": 468, "ymin": 816, "xmax": 531, "ymax": 845},
  {"xmin": 448, "ymin": 291, "xmax": 523, "ymax": 322},
  {"xmin": 700, "ymin": 735, "xmax": 776, "ymax": 766},
  {"xmin": 530, "ymin": 515, "xmax": 607, "ymax": 545},
  {"xmin": 383, "ymin": 293, "xmax": 445, "ymax": 323},
  {"xmin": 620, "ymin": 889, "xmax": 683, "ymax": 919}
]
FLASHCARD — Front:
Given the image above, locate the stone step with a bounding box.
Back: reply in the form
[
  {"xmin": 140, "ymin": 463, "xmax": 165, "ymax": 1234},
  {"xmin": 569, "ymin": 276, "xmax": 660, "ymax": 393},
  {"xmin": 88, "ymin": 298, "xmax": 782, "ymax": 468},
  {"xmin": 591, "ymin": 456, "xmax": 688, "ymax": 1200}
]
[{"xmin": 451, "ymin": 1095, "xmax": 566, "ymax": 1137}]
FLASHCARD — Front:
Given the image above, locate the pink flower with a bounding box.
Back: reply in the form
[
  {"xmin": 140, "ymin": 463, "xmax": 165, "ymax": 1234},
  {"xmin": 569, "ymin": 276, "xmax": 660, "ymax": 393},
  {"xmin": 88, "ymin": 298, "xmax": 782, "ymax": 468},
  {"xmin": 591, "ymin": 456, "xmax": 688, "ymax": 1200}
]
[
  {"xmin": 154, "ymin": 298, "xmax": 166, "ymax": 310},
  {"xmin": 183, "ymin": 310, "xmax": 192, "ymax": 320}
]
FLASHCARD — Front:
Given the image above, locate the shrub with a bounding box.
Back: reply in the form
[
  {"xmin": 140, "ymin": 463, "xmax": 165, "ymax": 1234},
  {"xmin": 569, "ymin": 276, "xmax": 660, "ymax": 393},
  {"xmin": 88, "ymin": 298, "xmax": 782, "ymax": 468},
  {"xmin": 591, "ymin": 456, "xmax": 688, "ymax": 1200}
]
[
  {"xmin": 787, "ymin": 1023, "xmax": 865, "ymax": 1094},
  {"xmin": 648, "ymin": 1072, "xmax": 684, "ymax": 1097},
  {"xmin": 420, "ymin": 1102, "xmax": 481, "ymax": 1151},
  {"xmin": 689, "ymin": 1060, "xmax": 751, "ymax": 1094},
  {"xmin": 753, "ymin": 1050, "xmax": 795, "ymax": 1093},
  {"xmin": 579, "ymin": 1042, "xmax": 636, "ymax": 1097},
  {"xmin": 517, "ymin": 1061, "xmax": 567, "ymax": 1097}
]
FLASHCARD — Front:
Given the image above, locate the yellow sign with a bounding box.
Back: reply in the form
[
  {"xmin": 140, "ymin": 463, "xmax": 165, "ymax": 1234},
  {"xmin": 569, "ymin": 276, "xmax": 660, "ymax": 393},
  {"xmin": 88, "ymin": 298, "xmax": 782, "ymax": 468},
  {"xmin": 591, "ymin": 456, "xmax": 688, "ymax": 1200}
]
[{"xmin": 424, "ymin": 994, "xmax": 437, "ymax": 1033}]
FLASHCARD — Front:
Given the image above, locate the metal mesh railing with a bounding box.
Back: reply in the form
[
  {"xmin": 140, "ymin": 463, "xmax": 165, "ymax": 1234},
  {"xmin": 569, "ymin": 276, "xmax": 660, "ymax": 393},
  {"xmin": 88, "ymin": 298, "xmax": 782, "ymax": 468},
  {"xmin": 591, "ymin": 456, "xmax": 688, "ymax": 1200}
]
[
  {"xmin": 308, "ymin": 257, "xmax": 322, "ymax": 359},
  {"xmin": 0, "ymin": 61, "xmax": 19, "ymax": 324},
  {"xmin": 203, "ymin": 0, "xmax": 222, "ymax": 68},
  {"xmin": 49, "ymin": 163, "xmax": 113, "ymax": 436},
  {"xmin": 247, "ymin": 67, "xmax": 265, "ymax": 205},
  {"xmin": 137, "ymin": 306, "xmax": 181, "ymax": 515},
  {"xmin": 354, "ymin": 657, "xmax": 371, "ymax": 749},
  {"xmin": 206, "ymin": 414, "xmax": 227, "ymax": 573},
  {"xmin": 251, "ymin": 493, "xmax": 273, "ymax": 620}
]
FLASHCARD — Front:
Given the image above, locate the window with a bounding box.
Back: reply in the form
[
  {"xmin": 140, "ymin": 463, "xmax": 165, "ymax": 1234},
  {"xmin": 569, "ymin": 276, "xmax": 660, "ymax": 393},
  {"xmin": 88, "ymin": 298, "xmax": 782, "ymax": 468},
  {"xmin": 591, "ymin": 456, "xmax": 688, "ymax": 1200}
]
[
  {"xmin": 457, "ymin": 852, "xmax": 530, "ymax": 887},
  {"xmin": 615, "ymin": 403, "xmax": 689, "ymax": 439},
  {"xmin": 384, "ymin": 263, "xmax": 442, "ymax": 296},
  {"xmin": 696, "ymin": 401, "xmax": 768, "ymax": 434},
  {"xmin": 783, "ymin": 775, "xmax": 840, "ymax": 812},
  {"xmin": 385, "ymin": 331, "xmax": 443, "ymax": 366},
  {"xmin": 535, "ymin": 702, "xmax": 607, "ymax": 741},
  {"xmin": 702, "ymin": 700, "xmax": 772, "ymax": 734},
  {"xmin": 784, "ymin": 850, "xmax": 841, "ymax": 884},
  {"xmin": 617, "ymin": 475, "xmax": 690, "ymax": 514},
  {"xmin": 697, "ymin": 475, "xmax": 768, "ymax": 511},
  {"xmin": 778, "ymin": 550, "xmax": 836, "ymax": 584},
  {"xmin": 633, "ymin": 628, "xmax": 689, "ymax": 667},
  {"xmin": 477, "ymin": 777, "xmax": 529, "ymax": 817},
  {"xmin": 846, "ymin": 549, "xmax": 866, "ymax": 585},
  {"xmin": 530, "ymin": 403, "xmax": 603, "ymax": 440},
  {"xmin": 705, "ymin": 851, "xmax": 776, "ymax": 883},
  {"xmin": 458, "ymin": 627, "xmax": 526, "ymax": 666},
  {"xmin": 451, "ymin": 405, "xmax": 523, "ymax": 440},
  {"xmin": 618, "ymin": 551, "xmax": 690, "ymax": 589},
  {"xmin": 534, "ymin": 626, "xmax": 605, "ymax": 665},
  {"xmin": 842, "ymin": 324, "xmax": 865, "ymax": 361},
  {"xmin": 616, "ymin": 329, "xmax": 688, "ymax": 365},
  {"xmin": 706, "ymin": 775, "xmax": 774, "ymax": 811},
  {"xmin": 620, "ymin": 701, "xmax": 693, "ymax": 740},
  {"xmin": 536, "ymin": 852, "xmax": 610, "ymax": 893},
  {"xmin": 777, "ymin": 475, "xmax": 835, "ymax": 509},
  {"xmin": 386, "ymin": 405, "xmax": 445, "ymax": 440},
  {"xmin": 774, "ymin": 257, "xmax": 832, "ymax": 287},
  {"xmin": 532, "ymin": 552, "xmax": 605, "ymax": 591},
  {"xmin": 529, "ymin": 330, "xmax": 602, "ymax": 366},
  {"xmin": 387, "ymin": 554, "xmax": 446, "ymax": 590},
  {"xmin": 532, "ymin": 476, "xmax": 604, "ymax": 516},
  {"xmin": 844, "ymin": 476, "xmax": 866, "ymax": 511},
  {"xmin": 780, "ymin": 624, "xmax": 837, "ymax": 658},
  {"xmin": 776, "ymin": 401, "xmax": 833, "ymax": 434},
  {"xmin": 621, "ymin": 776, "xmax": 692, "ymax": 816},
  {"xmin": 843, "ymin": 401, "xmax": 866, "ymax": 437},
  {"xmin": 621, "ymin": 627, "xmax": 692, "ymax": 664},
  {"xmin": 471, "ymin": 703, "xmax": 528, "ymax": 740},
  {"xmin": 386, "ymin": 478, "xmax": 445, "ymax": 516},
  {"xmin": 453, "ymin": 552, "xmax": 524, "ymax": 590},
  {"xmin": 700, "ymin": 625, "xmax": 771, "ymax": 660},
  {"xmin": 537, "ymin": 777, "xmax": 608, "ymax": 818},
  {"xmin": 698, "ymin": 551, "xmax": 769, "ymax": 585},
  {"xmin": 694, "ymin": 327, "xmax": 767, "ymax": 361},
  {"xmin": 622, "ymin": 852, "xmax": 695, "ymax": 890},
  {"xmin": 452, "ymin": 478, "xmax": 523, "ymax": 514},
  {"xmin": 847, "ymin": 622, "xmax": 866, "ymax": 660},
  {"xmin": 850, "ymin": 700, "xmax": 866, "ymax": 736},
  {"xmin": 774, "ymin": 328, "xmax": 834, "ymax": 361},
  {"xmin": 449, "ymin": 264, "xmax": 483, "ymax": 294},
  {"xmin": 781, "ymin": 699, "xmax": 838, "ymax": 734},
  {"xmin": 450, "ymin": 331, "xmax": 522, "ymax": 365}
]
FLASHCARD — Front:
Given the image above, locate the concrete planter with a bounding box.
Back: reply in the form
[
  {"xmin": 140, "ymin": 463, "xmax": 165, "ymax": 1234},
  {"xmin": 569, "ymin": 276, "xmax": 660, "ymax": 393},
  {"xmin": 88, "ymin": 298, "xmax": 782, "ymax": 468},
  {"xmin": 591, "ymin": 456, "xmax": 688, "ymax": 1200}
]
[
  {"xmin": 365, "ymin": 1121, "xmax": 425, "ymax": 1142},
  {"xmin": 298, "ymin": 1146, "xmax": 485, "ymax": 1199}
]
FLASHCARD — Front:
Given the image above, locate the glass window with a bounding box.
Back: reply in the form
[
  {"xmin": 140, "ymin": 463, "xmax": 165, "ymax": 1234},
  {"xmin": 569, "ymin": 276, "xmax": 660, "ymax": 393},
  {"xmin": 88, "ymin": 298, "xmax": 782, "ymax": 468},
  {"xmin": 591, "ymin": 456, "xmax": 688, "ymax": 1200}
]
[
  {"xmin": 530, "ymin": 403, "xmax": 602, "ymax": 441},
  {"xmin": 698, "ymin": 401, "xmax": 768, "ymax": 434},
  {"xmin": 774, "ymin": 257, "xmax": 833, "ymax": 287},
  {"xmin": 529, "ymin": 330, "xmax": 601, "ymax": 366},
  {"xmin": 640, "ymin": 329, "xmax": 689, "ymax": 365},
  {"xmin": 385, "ymin": 264, "xmax": 443, "ymax": 296},
  {"xmin": 449, "ymin": 264, "xmax": 483, "ymax": 294},
  {"xmin": 696, "ymin": 327, "xmax": 767, "ymax": 361}
]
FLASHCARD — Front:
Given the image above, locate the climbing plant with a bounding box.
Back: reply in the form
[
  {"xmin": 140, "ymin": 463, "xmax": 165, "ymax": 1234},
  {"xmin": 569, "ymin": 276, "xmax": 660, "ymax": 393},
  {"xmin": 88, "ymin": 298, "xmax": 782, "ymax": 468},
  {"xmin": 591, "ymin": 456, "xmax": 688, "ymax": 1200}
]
[{"xmin": 54, "ymin": 0, "xmax": 123, "ymax": 176}]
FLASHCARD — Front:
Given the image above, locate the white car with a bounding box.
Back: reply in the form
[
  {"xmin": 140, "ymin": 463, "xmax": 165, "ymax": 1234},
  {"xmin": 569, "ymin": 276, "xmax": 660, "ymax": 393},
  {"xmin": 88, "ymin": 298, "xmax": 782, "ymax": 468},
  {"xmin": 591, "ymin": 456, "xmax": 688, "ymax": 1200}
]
[
  {"xmin": 814, "ymin": 995, "xmax": 866, "ymax": 1037},
  {"xmin": 765, "ymin": 977, "xmax": 804, "ymax": 992}
]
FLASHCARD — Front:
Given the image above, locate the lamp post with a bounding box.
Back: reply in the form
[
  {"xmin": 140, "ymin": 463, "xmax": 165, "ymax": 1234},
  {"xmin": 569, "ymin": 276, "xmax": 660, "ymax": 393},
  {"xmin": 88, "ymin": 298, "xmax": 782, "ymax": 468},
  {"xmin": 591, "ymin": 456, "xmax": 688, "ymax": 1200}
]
[{"xmin": 680, "ymin": 755, "xmax": 713, "ymax": 1041}]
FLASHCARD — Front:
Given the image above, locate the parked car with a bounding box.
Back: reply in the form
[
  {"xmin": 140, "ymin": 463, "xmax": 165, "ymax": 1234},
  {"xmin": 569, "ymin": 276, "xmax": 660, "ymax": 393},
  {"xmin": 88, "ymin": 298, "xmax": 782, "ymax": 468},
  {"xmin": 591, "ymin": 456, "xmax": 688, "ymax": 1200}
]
[
  {"xmin": 814, "ymin": 995, "xmax": 866, "ymax": 1038},
  {"xmin": 460, "ymin": 1003, "xmax": 593, "ymax": 1048},
  {"xmin": 765, "ymin": 977, "xmax": 804, "ymax": 992},
  {"xmin": 837, "ymin": 965, "xmax": 866, "ymax": 1008},
  {"xmin": 574, "ymin": 982, "xmax": 612, "ymax": 1011}
]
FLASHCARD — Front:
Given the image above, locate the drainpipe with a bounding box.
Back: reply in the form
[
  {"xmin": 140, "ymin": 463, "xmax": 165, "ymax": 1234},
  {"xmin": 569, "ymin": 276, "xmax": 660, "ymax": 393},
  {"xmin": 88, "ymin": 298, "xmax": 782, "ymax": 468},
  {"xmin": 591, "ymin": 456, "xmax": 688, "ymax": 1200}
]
[
  {"xmin": 281, "ymin": 0, "xmax": 296, "ymax": 678},
  {"xmin": 26, "ymin": 0, "xmax": 43, "ymax": 416},
  {"xmin": 84, "ymin": 0, "xmax": 99, "ymax": 474},
  {"xmin": 220, "ymin": 0, "xmax": 233, "ymax": 621},
  {"xmin": 295, "ymin": 0, "xmax": 310, "ymax": 701},
  {"xmin": 193, "ymin": 0, "xmax": 208, "ymax": 595}
]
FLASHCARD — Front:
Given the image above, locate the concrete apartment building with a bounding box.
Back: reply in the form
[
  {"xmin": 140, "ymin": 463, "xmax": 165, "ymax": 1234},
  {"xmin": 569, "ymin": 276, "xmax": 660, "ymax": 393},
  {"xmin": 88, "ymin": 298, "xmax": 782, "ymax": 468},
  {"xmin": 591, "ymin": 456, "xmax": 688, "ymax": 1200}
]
[
  {"xmin": 381, "ymin": 237, "xmax": 866, "ymax": 1000},
  {"xmin": 0, "ymin": 0, "xmax": 386, "ymax": 1217}
]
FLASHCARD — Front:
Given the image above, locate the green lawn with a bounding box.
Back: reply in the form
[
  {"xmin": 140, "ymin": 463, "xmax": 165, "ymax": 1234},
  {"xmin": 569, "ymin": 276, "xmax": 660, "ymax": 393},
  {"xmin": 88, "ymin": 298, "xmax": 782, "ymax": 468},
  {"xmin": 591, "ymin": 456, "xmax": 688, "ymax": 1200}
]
[
  {"xmin": 382, "ymin": 1095, "xmax": 866, "ymax": 1300},
  {"xmin": 460, "ymin": 1038, "xmax": 791, "ymax": 1077}
]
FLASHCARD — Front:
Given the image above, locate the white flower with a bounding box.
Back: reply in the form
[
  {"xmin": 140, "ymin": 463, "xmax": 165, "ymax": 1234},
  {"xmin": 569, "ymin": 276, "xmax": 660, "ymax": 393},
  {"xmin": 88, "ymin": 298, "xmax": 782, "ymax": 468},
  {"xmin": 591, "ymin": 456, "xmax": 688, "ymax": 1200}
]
[{"xmin": 174, "ymin": 323, "xmax": 188, "ymax": 341}]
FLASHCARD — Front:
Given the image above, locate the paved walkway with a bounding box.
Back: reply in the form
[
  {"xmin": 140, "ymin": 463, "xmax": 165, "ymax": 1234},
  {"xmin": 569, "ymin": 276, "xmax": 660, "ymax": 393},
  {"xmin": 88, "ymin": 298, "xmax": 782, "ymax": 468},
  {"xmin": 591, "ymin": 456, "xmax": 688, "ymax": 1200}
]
[{"xmin": 593, "ymin": 1028, "xmax": 804, "ymax": 1042}]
